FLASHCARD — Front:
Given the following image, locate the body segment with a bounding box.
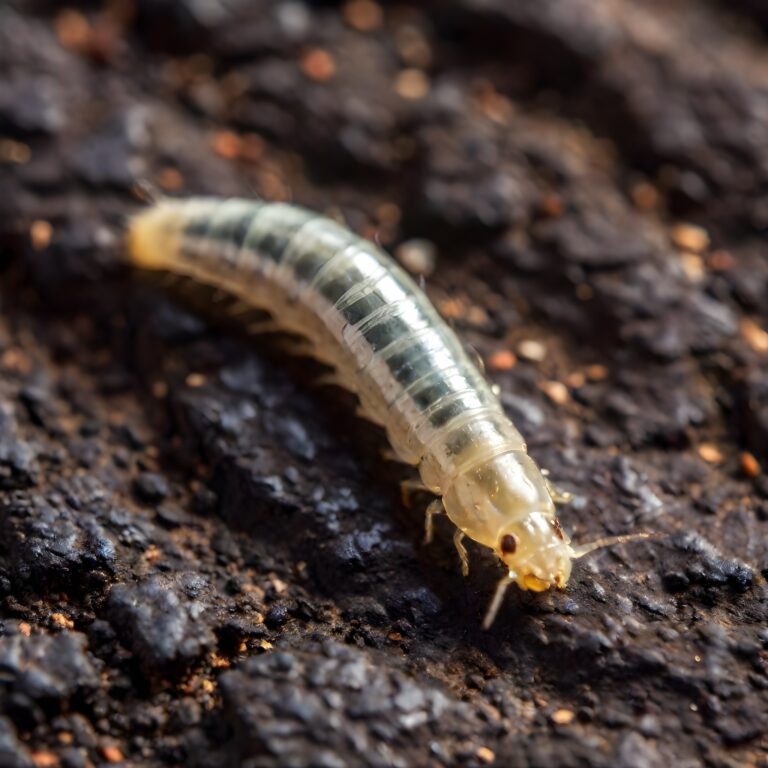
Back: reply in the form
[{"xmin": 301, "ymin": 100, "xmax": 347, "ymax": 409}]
[{"xmin": 128, "ymin": 197, "xmax": 580, "ymax": 622}]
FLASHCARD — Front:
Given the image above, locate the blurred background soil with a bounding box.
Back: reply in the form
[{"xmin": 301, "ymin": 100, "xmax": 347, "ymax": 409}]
[{"xmin": 0, "ymin": 1, "xmax": 767, "ymax": 766}]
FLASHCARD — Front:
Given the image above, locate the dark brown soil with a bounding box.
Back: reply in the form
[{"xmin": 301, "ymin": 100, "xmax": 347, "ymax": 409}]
[{"xmin": 0, "ymin": 1, "xmax": 767, "ymax": 766}]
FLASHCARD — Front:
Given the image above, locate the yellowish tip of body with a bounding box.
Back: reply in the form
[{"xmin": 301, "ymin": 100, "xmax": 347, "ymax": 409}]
[{"xmin": 126, "ymin": 203, "xmax": 184, "ymax": 270}]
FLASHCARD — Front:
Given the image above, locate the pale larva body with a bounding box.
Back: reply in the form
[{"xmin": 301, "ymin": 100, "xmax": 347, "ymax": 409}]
[{"xmin": 128, "ymin": 197, "xmax": 585, "ymax": 624}]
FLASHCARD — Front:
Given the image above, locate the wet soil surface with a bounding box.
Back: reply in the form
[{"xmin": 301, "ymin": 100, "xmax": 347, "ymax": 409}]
[{"xmin": 0, "ymin": 1, "xmax": 767, "ymax": 766}]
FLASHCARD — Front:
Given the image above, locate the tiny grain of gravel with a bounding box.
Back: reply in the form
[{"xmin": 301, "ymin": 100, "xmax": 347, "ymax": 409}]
[{"xmin": 0, "ymin": 1, "xmax": 767, "ymax": 766}]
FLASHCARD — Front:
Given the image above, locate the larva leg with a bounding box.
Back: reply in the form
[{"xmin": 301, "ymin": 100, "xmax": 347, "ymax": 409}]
[
  {"xmin": 423, "ymin": 498, "xmax": 444, "ymax": 544},
  {"xmin": 356, "ymin": 404, "xmax": 386, "ymax": 426},
  {"xmin": 453, "ymin": 529, "xmax": 469, "ymax": 577},
  {"xmin": 246, "ymin": 319, "xmax": 284, "ymax": 335},
  {"xmin": 158, "ymin": 272, "xmax": 184, "ymax": 288},
  {"xmin": 315, "ymin": 370, "xmax": 357, "ymax": 391},
  {"xmin": 544, "ymin": 477, "xmax": 573, "ymax": 505},
  {"xmin": 277, "ymin": 337, "xmax": 318, "ymax": 358},
  {"xmin": 227, "ymin": 300, "xmax": 262, "ymax": 317},
  {"xmin": 381, "ymin": 448, "xmax": 403, "ymax": 463},
  {"xmin": 383, "ymin": 444, "xmax": 420, "ymax": 467},
  {"xmin": 464, "ymin": 342, "xmax": 486, "ymax": 375},
  {"xmin": 281, "ymin": 334, "xmax": 350, "ymax": 373},
  {"xmin": 400, "ymin": 479, "xmax": 430, "ymax": 508}
]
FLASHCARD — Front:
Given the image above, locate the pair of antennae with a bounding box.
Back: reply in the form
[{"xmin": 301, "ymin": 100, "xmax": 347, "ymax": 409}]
[{"xmin": 482, "ymin": 531, "xmax": 660, "ymax": 630}]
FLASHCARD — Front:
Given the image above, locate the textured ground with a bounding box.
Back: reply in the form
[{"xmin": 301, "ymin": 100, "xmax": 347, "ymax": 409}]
[{"xmin": 0, "ymin": 1, "xmax": 767, "ymax": 766}]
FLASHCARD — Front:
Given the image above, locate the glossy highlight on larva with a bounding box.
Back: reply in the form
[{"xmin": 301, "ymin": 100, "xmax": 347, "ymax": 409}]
[{"xmin": 127, "ymin": 197, "xmax": 648, "ymax": 627}]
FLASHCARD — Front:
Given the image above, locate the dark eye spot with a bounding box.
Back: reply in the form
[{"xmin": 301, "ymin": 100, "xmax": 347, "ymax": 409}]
[
  {"xmin": 500, "ymin": 534, "xmax": 517, "ymax": 554},
  {"xmin": 550, "ymin": 518, "xmax": 565, "ymax": 541}
]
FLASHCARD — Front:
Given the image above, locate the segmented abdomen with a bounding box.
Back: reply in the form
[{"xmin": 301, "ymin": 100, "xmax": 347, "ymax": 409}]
[{"xmin": 132, "ymin": 197, "xmax": 526, "ymax": 494}]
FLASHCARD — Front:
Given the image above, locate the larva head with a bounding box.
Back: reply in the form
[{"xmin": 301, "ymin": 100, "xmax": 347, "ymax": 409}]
[
  {"xmin": 441, "ymin": 450, "xmax": 574, "ymax": 590},
  {"xmin": 494, "ymin": 512, "xmax": 573, "ymax": 591},
  {"xmin": 440, "ymin": 450, "xmax": 575, "ymax": 592},
  {"xmin": 483, "ymin": 524, "xmax": 659, "ymax": 627}
]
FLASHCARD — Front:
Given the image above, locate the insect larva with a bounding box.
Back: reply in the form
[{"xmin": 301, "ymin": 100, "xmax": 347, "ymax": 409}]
[{"xmin": 127, "ymin": 197, "xmax": 651, "ymax": 627}]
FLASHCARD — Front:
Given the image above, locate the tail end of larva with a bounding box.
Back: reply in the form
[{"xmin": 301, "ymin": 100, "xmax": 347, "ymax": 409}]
[{"xmin": 125, "ymin": 202, "xmax": 185, "ymax": 271}]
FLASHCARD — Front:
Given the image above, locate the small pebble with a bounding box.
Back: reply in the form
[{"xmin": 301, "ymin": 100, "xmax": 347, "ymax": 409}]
[
  {"xmin": 30, "ymin": 220, "xmax": 53, "ymax": 250},
  {"xmin": 741, "ymin": 451, "xmax": 760, "ymax": 479},
  {"xmin": 210, "ymin": 130, "xmax": 241, "ymax": 160},
  {"xmin": 394, "ymin": 68, "xmax": 430, "ymax": 100},
  {"xmin": 265, "ymin": 603, "xmax": 290, "ymax": 629},
  {"xmin": 0, "ymin": 138, "xmax": 31, "ymax": 164},
  {"xmin": 50, "ymin": 612, "xmax": 74, "ymax": 630},
  {"xmin": 487, "ymin": 350, "xmax": 516, "ymax": 371},
  {"xmin": 54, "ymin": 9, "xmax": 90, "ymax": 52},
  {"xmin": 132, "ymin": 472, "xmax": 169, "ymax": 504},
  {"xmin": 670, "ymin": 223, "xmax": 710, "ymax": 253},
  {"xmin": 475, "ymin": 81, "xmax": 514, "ymax": 124},
  {"xmin": 376, "ymin": 201, "xmax": 401, "ymax": 227},
  {"xmin": 679, "ymin": 252, "xmax": 705, "ymax": 282},
  {"xmin": 300, "ymin": 48, "xmax": 336, "ymax": 82},
  {"xmin": 517, "ymin": 339, "xmax": 547, "ymax": 362},
  {"xmin": 395, "ymin": 24, "xmax": 432, "ymax": 68},
  {"xmin": 31, "ymin": 753, "xmax": 59, "ymax": 768},
  {"xmin": 476, "ymin": 746, "xmax": 495, "ymax": 764},
  {"xmin": 698, "ymin": 443, "xmax": 724, "ymax": 464},
  {"xmin": 551, "ymin": 708, "xmax": 576, "ymax": 725},
  {"xmin": 539, "ymin": 194, "xmax": 565, "ymax": 218},
  {"xmin": 395, "ymin": 238, "xmax": 436, "ymax": 276},
  {"xmin": 1, "ymin": 348, "xmax": 33, "ymax": 375},
  {"xmin": 342, "ymin": 0, "xmax": 383, "ymax": 31},
  {"xmin": 539, "ymin": 380, "xmax": 569, "ymax": 405},
  {"xmin": 473, "ymin": 80, "xmax": 514, "ymax": 124},
  {"xmin": 585, "ymin": 364, "xmax": 608, "ymax": 381},
  {"xmin": 708, "ymin": 249, "xmax": 735, "ymax": 271},
  {"xmin": 439, "ymin": 297, "xmax": 467, "ymax": 320},
  {"xmin": 100, "ymin": 745, "xmax": 125, "ymax": 763},
  {"xmin": 152, "ymin": 381, "xmax": 169, "ymax": 399},
  {"xmin": 157, "ymin": 167, "xmax": 184, "ymax": 191},
  {"xmin": 210, "ymin": 653, "xmax": 231, "ymax": 669},
  {"xmin": 211, "ymin": 131, "xmax": 263, "ymax": 163},
  {"xmin": 740, "ymin": 318, "xmax": 768, "ymax": 353},
  {"xmin": 237, "ymin": 134, "xmax": 266, "ymax": 163},
  {"xmin": 631, "ymin": 181, "xmax": 659, "ymax": 211}
]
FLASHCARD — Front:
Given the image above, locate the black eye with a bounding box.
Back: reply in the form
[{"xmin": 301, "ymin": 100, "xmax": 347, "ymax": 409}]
[{"xmin": 500, "ymin": 534, "xmax": 517, "ymax": 554}]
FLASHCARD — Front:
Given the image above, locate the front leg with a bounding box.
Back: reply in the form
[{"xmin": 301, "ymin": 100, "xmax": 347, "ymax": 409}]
[
  {"xmin": 423, "ymin": 498, "xmax": 444, "ymax": 544},
  {"xmin": 544, "ymin": 477, "xmax": 573, "ymax": 505},
  {"xmin": 453, "ymin": 529, "xmax": 469, "ymax": 577},
  {"xmin": 400, "ymin": 479, "xmax": 430, "ymax": 508}
]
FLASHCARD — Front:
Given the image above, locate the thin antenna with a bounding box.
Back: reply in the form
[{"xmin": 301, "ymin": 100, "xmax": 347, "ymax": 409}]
[{"xmin": 570, "ymin": 531, "xmax": 662, "ymax": 560}]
